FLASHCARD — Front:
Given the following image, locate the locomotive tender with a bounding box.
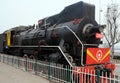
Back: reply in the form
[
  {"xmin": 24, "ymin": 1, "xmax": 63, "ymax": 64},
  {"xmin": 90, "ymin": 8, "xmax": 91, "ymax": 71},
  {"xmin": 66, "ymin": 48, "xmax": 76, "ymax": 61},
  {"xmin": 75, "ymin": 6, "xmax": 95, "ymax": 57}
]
[{"xmin": 0, "ymin": 1, "xmax": 115, "ymax": 80}]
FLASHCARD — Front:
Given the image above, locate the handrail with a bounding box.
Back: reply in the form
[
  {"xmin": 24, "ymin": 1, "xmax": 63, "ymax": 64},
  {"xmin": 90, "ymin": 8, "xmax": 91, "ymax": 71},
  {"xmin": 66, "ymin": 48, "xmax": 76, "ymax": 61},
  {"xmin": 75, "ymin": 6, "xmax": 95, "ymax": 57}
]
[
  {"xmin": 40, "ymin": 46, "xmax": 73, "ymax": 67},
  {"xmin": 47, "ymin": 25, "xmax": 84, "ymax": 66},
  {"xmin": 10, "ymin": 25, "xmax": 84, "ymax": 66},
  {"xmin": 9, "ymin": 45, "xmax": 58, "ymax": 48},
  {"xmin": 58, "ymin": 46, "xmax": 73, "ymax": 67},
  {"xmin": 10, "ymin": 45, "xmax": 73, "ymax": 67},
  {"xmin": 63, "ymin": 26, "xmax": 84, "ymax": 66},
  {"xmin": 84, "ymin": 44, "xmax": 98, "ymax": 46}
]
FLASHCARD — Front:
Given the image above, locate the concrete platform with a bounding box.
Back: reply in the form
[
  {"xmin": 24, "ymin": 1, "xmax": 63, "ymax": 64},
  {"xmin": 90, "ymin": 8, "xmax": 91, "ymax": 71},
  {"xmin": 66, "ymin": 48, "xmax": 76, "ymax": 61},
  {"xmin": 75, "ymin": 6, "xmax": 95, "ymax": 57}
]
[{"xmin": 0, "ymin": 62, "xmax": 49, "ymax": 83}]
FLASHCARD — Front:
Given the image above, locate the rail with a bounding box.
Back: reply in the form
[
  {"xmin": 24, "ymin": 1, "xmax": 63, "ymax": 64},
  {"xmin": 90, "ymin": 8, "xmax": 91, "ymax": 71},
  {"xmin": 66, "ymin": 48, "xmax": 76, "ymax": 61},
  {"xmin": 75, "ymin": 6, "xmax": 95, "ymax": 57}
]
[
  {"xmin": 10, "ymin": 45, "xmax": 73, "ymax": 67},
  {"xmin": 58, "ymin": 46, "xmax": 73, "ymax": 67},
  {"xmin": 84, "ymin": 43, "xmax": 98, "ymax": 46},
  {"xmin": 10, "ymin": 25, "xmax": 97, "ymax": 66},
  {"xmin": 0, "ymin": 54, "xmax": 120, "ymax": 83},
  {"xmin": 63, "ymin": 26, "xmax": 84, "ymax": 66},
  {"xmin": 111, "ymin": 59, "xmax": 120, "ymax": 64},
  {"xmin": 10, "ymin": 25, "xmax": 83, "ymax": 66},
  {"xmin": 62, "ymin": 26, "xmax": 99, "ymax": 66}
]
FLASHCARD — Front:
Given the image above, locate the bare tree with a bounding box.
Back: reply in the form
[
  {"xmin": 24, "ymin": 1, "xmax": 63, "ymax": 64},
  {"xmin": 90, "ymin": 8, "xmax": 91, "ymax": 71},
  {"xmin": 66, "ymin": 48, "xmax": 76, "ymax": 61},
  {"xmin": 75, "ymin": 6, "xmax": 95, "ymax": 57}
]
[{"xmin": 104, "ymin": 3, "xmax": 120, "ymax": 58}]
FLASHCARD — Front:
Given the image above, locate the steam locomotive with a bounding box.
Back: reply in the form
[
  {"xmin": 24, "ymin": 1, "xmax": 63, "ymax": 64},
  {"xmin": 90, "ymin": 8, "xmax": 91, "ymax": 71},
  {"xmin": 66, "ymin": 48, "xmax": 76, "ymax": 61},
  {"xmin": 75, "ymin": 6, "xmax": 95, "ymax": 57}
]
[{"xmin": 0, "ymin": 1, "xmax": 115, "ymax": 82}]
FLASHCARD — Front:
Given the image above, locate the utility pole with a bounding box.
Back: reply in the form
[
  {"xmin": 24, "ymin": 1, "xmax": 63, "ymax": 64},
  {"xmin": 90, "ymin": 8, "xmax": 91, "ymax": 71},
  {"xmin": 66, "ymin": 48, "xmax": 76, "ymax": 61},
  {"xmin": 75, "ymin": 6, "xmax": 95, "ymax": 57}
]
[{"xmin": 99, "ymin": 0, "xmax": 101, "ymax": 24}]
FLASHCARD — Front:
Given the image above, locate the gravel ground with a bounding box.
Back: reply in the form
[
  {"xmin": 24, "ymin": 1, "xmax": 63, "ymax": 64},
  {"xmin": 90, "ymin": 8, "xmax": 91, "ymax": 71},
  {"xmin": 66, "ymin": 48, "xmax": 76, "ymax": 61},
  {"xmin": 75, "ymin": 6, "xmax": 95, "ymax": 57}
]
[{"xmin": 0, "ymin": 62, "xmax": 49, "ymax": 83}]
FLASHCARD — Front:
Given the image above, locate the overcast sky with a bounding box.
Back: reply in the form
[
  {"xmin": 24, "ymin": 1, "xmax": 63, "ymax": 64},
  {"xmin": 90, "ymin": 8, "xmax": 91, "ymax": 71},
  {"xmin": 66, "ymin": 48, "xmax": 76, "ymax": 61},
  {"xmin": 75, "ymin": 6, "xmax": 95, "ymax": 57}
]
[{"xmin": 0, "ymin": 0, "xmax": 119, "ymax": 33}]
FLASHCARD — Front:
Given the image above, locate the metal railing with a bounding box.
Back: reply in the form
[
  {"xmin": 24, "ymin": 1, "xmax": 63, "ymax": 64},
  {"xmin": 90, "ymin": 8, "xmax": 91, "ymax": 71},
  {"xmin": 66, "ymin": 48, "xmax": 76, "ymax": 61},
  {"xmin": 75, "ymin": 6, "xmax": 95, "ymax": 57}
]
[
  {"xmin": 0, "ymin": 53, "xmax": 120, "ymax": 83},
  {"xmin": 111, "ymin": 59, "xmax": 120, "ymax": 64},
  {"xmin": 63, "ymin": 26, "xmax": 84, "ymax": 66}
]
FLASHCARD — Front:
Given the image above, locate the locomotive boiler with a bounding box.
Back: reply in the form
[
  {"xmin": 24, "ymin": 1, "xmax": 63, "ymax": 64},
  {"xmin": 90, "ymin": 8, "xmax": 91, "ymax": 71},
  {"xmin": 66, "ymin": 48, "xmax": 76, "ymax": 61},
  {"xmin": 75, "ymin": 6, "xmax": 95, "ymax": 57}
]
[{"xmin": 0, "ymin": 1, "xmax": 115, "ymax": 80}]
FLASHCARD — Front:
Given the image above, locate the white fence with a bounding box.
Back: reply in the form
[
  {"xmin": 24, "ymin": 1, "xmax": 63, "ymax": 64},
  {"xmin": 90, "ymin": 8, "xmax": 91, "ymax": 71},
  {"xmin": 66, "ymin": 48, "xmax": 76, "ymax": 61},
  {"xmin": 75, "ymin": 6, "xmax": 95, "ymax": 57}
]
[{"xmin": 0, "ymin": 53, "xmax": 120, "ymax": 83}]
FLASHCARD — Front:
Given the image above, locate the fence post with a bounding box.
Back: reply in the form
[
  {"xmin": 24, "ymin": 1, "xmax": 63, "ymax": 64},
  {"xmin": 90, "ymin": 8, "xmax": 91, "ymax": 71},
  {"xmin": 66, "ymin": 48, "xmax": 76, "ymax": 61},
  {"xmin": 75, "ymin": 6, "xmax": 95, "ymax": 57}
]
[
  {"xmin": 18, "ymin": 57, "xmax": 20, "ymax": 68},
  {"xmin": 48, "ymin": 62, "xmax": 50, "ymax": 81},
  {"xmin": 96, "ymin": 69, "xmax": 100, "ymax": 83},
  {"xmin": 0, "ymin": 54, "xmax": 1, "ymax": 62},
  {"xmin": 25, "ymin": 57, "xmax": 28, "ymax": 71},
  {"xmin": 67, "ymin": 65, "xmax": 71, "ymax": 83},
  {"xmin": 12, "ymin": 56, "xmax": 14, "ymax": 66},
  {"xmin": 34, "ymin": 59, "xmax": 37, "ymax": 75},
  {"xmin": 7, "ymin": 56, "xmax": 9, "ymax": 64},
  {"xmin": 3, "ymin": 55, "xmax": 4, "ymax": 63}
]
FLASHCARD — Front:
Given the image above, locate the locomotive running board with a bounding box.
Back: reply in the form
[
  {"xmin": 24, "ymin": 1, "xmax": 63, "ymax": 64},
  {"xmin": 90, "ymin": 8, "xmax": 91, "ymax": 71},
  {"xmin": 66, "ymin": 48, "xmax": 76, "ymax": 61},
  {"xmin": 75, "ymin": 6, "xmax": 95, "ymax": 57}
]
[
  {"xmin": 9, "ymin": 45, "xmax": 58, "ymax": 48},
  {"xmin": 9, "ymin": 45, "xmax": 73, "ymax": 67}
]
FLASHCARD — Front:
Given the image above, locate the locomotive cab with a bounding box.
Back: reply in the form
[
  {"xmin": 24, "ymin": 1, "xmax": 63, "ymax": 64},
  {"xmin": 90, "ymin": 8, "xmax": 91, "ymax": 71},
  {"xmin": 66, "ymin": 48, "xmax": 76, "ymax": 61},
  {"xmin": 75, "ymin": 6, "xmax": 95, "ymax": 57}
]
[{"xmin": 4, "ymin": 30, "xmax": 15, "ymax": 46}]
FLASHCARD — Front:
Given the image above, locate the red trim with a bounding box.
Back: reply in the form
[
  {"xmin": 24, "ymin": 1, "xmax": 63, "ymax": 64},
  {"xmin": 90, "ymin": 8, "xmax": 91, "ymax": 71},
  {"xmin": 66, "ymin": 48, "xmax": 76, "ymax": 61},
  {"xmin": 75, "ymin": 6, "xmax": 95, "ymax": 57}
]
[{"xmin": 72, "ymin": 18, "xmax": 83, "ymax": 25}]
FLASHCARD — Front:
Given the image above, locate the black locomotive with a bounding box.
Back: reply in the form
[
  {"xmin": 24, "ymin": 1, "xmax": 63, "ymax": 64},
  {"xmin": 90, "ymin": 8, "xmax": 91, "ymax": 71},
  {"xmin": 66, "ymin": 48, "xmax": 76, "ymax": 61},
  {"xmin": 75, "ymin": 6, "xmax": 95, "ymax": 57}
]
[{"xmin": 0, "ymin": 1, "xmax": 106, "ymax": 66}]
